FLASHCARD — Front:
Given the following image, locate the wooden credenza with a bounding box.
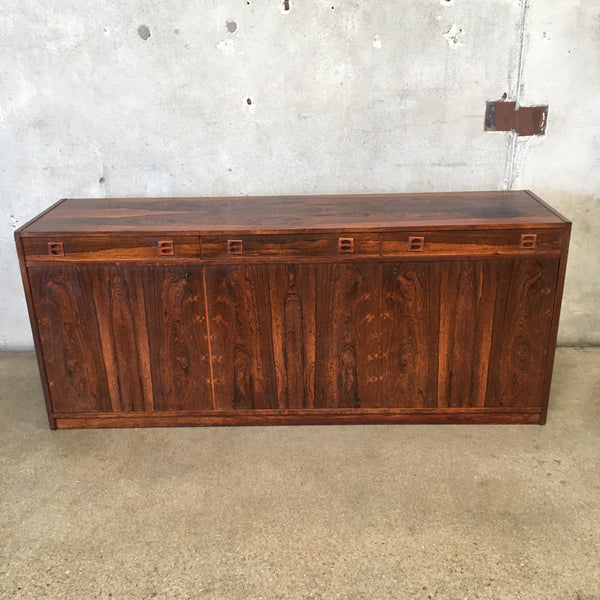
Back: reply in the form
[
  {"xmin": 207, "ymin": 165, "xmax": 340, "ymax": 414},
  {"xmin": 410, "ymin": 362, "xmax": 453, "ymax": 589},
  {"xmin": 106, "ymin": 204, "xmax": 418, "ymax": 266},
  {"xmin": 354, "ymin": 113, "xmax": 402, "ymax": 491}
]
[{"xmin": 15, "ymin": 191, "xmax": 570, "ymax": 429}]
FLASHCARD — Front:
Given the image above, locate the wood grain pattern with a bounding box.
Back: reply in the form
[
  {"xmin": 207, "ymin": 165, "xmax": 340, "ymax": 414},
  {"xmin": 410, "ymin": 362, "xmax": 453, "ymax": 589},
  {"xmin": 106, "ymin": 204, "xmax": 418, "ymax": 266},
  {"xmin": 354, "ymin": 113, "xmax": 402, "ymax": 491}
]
[
  {"xmin": 205, "ymin": 263, "xmax": 379, "ymax": 410},
  {"xmin": 380, "ymin": 228, "xmax": 563, "ymax": 257},
  {"xmin": 53, "ymin": 408, "xmax": 543, "ymax": 429},
  {"xmin": 14, "ymin": 232, "xmax": 58, "ymax": 427},
  {"xmin": 21, "ymin": 229, "xmax": 563, "ymax": 263},
  {"xmin": 29, "ymin": 265, "xmax": 213, "ymax": 414},
  {"xmin": 21, "ymin": 235, "xmax": 200, "ymax": 262},
  {"xmin": 437, "ymin": 261, "xmax": 498, "ymax": 407},
  {"xmin": 485, "ymin": 258, "xmax": 560, "ymax": 407},
  {"xmin": 205, "ymin": 265, "xmax": 281, "ymax": 409},
  {"xmin": 539, "ymin": 222, "xmax": 571, "ymax": 424},
  {"xmin": 313, "ymin": 263, "xmax": 379, "ymax": 408},
  {"xmin": 270, "ymin": 265, "xmax": 316, "ymax": 409},
  {"xmin": 18, "ymin": 191, "xmax": 566, "ymax": 235},
  {"xmin": 89, "ymin": 266, "xmax": 153, "ymax": 412},
  {"xmin": 202, "ymin": 233, "xmax": 380, "ymax": 258},
  {"xmin": 379, "ymin": 262, "xmax": 440, "ymax": 408},
  {"xmin": 140, "ymin": 266, "xmax": 213, "ymax": 411},
  {"xmin": 28, "ymin": 266, "xmax": 112, "ymax": 412}
]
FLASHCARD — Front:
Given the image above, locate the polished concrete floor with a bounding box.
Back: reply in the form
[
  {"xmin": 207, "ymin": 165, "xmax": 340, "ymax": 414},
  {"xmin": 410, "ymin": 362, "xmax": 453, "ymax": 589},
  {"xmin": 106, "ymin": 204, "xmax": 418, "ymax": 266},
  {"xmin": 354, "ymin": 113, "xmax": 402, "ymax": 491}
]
[{"xmin": 0, "ymin": 348, "xmax": 598, "ymax": 600}]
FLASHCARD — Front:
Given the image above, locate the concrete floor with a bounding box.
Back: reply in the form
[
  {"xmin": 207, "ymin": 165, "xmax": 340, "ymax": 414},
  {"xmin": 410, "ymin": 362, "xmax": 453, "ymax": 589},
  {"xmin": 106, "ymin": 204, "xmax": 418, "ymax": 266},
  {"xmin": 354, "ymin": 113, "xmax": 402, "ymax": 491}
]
[{"xmin": 0, "ymin": 349, "xmax": 598, "ymax": 600}]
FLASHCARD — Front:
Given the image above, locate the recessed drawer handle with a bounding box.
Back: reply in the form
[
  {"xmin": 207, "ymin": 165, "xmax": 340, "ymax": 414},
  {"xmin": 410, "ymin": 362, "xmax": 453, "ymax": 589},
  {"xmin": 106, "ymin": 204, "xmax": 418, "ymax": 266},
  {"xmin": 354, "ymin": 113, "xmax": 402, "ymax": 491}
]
[
  {"xmin": 338, "ymin": 237, "xmax": 354, "ymax": 253},
  {"xmin": 158, "ymin": 240, "xmax": 174, "ymax": 256},
  {"xmin": 520, "ymin": 233, "xmax": 537, "ymax": 249},
  {"xmin": 408, "ymin": 236, "xmax": 425, "ymax": 251},
  {"xmin": 48, "ymin": 241, "xmax": 64, "ymax": 257},
  {"xmin": 228, "ymin": 239, "xmax": 243, "ymax": 255}
]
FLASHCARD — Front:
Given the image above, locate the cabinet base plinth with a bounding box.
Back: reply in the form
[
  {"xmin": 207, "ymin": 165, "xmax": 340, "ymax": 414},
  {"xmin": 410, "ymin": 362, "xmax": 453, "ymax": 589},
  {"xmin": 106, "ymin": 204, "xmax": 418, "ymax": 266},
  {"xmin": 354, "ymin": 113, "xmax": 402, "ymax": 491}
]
[{"xmin": 53, "ymin": 408, "xmax": 544, "ymax": 429}]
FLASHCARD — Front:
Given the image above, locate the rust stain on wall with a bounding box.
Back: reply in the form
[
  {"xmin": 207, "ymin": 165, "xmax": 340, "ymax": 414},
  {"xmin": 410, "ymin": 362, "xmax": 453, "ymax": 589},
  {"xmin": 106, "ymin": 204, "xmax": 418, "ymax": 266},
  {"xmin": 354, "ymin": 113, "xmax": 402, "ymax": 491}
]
[{"xmin": 485, "ymin": 101, "xmax": 548, "ymax": 136}]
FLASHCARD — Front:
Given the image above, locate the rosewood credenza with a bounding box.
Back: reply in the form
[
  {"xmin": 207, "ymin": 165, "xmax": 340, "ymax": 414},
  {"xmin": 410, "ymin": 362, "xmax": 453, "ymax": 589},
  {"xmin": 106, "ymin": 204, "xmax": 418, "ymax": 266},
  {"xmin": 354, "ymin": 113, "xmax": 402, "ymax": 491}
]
[{"xmin": 15, "ymin": 191, "xmax": 570, "ymax": 429}]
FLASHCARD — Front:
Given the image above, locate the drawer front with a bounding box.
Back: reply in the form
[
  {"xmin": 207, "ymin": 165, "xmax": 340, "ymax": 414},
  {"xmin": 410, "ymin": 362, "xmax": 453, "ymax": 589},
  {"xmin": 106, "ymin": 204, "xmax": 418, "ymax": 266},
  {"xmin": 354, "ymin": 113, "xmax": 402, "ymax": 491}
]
[
  {"xmin": 22, "ymin": 235, "xmax": 200, "ymax": 261},
  {"xmin": 201, "ymin": 234, "xmax": 380, "ymax": 258},
  {"xmin": 380, "ymin": 229, "xmax": 563, "ymax": 257},
  {"xmin": 22, "ymin": 229, "xmax": 563, "ymax": 262}
]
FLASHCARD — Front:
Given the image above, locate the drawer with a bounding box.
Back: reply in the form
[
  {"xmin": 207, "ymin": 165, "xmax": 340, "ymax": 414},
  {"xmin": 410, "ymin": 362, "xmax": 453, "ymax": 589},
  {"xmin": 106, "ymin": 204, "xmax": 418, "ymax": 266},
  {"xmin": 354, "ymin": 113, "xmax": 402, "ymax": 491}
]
[
  {"xmin": 380, "ymin": 229, "xmax": 563, "ymax": 257},
  {"xmin": 201, "ymin": 234, "xmax": 380, "ymax": 258},
  {"xmin": 22, "ymin": 235, "xmax": 200, "ymax": 261}
]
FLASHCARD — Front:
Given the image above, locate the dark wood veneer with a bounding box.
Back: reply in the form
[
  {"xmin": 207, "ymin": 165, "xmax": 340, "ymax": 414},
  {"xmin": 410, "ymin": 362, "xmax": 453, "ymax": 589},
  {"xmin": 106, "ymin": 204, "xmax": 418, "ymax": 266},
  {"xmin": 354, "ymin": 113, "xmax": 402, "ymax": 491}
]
[{"xmin": 16, "ymin": 191, "xmax": 570, "ymax": 428}]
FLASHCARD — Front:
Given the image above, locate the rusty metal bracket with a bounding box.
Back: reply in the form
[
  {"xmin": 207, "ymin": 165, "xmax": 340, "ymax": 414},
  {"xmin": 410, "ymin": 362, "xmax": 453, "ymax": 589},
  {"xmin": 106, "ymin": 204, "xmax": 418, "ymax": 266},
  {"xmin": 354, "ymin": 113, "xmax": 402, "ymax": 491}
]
[{"xmin": 485, "ymin": 101, "xmax": 548, "ymax": 136}]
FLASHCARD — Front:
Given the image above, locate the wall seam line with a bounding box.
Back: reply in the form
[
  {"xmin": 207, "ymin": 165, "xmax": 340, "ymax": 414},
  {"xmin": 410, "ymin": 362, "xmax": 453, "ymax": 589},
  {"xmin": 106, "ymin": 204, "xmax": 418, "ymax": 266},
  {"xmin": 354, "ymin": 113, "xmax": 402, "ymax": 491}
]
[{"xmin": 506, "ymin": 0, "xmax": 530, "ymax": 190}]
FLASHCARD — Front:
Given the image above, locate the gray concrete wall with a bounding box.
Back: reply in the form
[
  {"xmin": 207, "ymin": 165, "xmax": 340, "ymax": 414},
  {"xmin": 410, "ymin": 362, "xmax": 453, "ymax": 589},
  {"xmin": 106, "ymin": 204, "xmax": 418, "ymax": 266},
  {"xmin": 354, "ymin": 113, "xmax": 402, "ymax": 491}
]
[{"xmin": 1, "ymin": 0, "xmax": 598, "ymax": 349}]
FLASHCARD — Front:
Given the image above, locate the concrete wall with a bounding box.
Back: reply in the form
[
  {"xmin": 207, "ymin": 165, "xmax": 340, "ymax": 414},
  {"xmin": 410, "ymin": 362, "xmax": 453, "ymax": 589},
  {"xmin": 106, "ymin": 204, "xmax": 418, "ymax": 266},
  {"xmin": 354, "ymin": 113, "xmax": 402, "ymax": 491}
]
[{"xmin": 1, "ymin": 0, "xmax": 598, "ymax": 349}]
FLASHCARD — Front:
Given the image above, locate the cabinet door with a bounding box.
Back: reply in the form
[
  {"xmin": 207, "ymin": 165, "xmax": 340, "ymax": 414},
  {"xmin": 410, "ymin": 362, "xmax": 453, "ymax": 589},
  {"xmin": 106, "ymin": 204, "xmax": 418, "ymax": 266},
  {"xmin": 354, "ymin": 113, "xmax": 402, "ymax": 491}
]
[
  {"xmin": 136, "ymin": 266, "xmax": 213, "ymax": 411},
  {"xmin": 204, "ymin": 263, "xmax": 379, "ymax": 410},
  {"xmin": 379, "ymin": 259, "xmax": 559, "ymax": 409},
  {"xmin": 379, "ymin": 262, "xmax": 440, "ymax": 407},
  {"xmin": 29, "ymin": 265, "xmax": 213, "ymax": 413},
  {"xmin": 29, "ymin": 266, "xmax": 113, "ymax": 413},
  {"xmin": 485, "ymin": 258, "xmax": 559, "ymax": 408},
  {"xmin": 437, "ymin": 261, "xmax": 500, "ymax": 407},
  {"xmin": 313, "ymin": 263, "xmax": 379, "ymax": 409}
]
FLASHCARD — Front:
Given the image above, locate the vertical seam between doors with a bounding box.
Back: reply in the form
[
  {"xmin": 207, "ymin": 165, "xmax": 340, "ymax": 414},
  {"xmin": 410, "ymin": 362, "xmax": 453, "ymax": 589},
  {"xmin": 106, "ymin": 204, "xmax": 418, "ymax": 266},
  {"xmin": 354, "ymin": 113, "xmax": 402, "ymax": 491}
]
[
  {"xmin": 201, "ymin": 267, "xmax": 216, "ymax": 410},
  {"xmin": 377, "ymin": 262, "xmax": 382, "ymax": 407}
]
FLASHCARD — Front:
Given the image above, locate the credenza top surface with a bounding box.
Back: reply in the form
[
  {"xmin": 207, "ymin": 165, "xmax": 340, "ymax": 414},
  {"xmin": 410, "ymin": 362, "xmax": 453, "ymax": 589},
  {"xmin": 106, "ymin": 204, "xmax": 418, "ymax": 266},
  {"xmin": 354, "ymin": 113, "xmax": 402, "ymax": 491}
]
[{"xmin": 19, "ymin": 190, "xmax": 569, "ymax": 235}]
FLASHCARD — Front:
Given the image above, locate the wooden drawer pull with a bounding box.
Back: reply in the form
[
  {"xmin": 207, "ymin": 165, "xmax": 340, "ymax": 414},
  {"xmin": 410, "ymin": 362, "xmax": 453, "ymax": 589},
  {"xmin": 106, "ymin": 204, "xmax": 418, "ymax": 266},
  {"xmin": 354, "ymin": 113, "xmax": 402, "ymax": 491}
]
[
  {"xmin": 520, "ymin": 233, "xmax": 537, "ymax": 249},
  {"xmin": 408, "ymin": 236, "xmax": 424, "ymax": 251},
  {"xmin": 228, "ymin": 239, "xmax": 243, "ymax": 255},
  {"xmin": 47, "ymin": 242, "xmax": 64, "ymax": 257},
  {"xmin": 338, "ymin": 237, "xmax": 354, "ymax": 253},
  {"xmin": 158, "ymin": 240, "xmax": 174, "ymax": 256}
]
